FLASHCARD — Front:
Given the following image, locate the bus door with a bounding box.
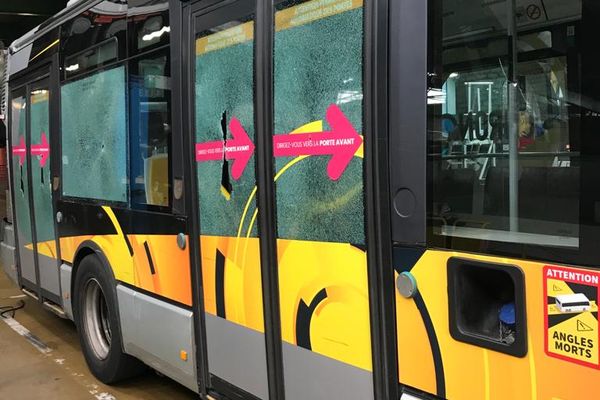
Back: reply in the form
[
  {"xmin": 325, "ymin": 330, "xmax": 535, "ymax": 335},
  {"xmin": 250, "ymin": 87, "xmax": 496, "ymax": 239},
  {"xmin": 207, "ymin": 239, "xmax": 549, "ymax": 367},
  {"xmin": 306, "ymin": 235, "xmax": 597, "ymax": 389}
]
[
  {"xmin": 269, "ymin": 1, "xmax": 372, "ymax": 399},
  {"xmin": 189, "ymin": 1, "xmax": 270, "ymax": 398},
  {"xmin": 9, "ymin": 69, "xmax": 60, "ymax": 301},
  {"xmin": 187, "ymin": 1, "xmax": 372, "ymax": 399}
]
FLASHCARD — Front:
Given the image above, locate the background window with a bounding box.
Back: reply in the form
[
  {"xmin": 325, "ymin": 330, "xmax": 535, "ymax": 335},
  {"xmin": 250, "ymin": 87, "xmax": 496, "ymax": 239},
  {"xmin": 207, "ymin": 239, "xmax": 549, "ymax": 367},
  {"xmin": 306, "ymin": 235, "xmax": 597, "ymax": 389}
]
[
  {"xmin": 61, "ymin": 0, "xmax": 127, "ymax": 79},
  {"xmin": 128, "ymin": 0, "xmax": 170, "ymax": 54},
  {"xmin": 428, "ymin": 0, "xmax": 582, "ymax": 249},
  {"xmin": 61, "ymin": 66, "xmax": 128, "ymax": 202},
  {"xmin": 64, "ymin": 39, "xmax": 118, "ymax": 78},
  {"xmin": 129, "ymin": 51, "xmax": 172, "ymax": 207}
]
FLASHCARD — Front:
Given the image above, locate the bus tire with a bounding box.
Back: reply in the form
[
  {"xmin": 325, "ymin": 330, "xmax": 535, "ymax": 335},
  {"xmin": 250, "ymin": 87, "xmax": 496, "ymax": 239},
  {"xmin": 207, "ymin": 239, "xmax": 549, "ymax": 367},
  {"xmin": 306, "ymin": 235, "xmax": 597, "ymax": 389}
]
[{"xmin": 73, "ymin": 254, "xmax": 146, "ymax": 384}]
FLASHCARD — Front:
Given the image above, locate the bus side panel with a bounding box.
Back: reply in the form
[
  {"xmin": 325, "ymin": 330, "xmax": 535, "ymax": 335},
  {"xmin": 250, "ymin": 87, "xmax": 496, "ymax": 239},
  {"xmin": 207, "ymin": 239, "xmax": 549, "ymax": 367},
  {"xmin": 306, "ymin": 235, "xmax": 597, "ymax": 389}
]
[
  {"xmin": 199, "ymin": 235, "xmax": 374, "ymax": 399},
  {"xmin": 198, "ymin": 235, "xmax": 269, "ymax": 399},
  {"xmin": 395, "ymin": 249, "xmax": 598, "ymax": 399},
  {"xmin": 276, "ymin": 239, "xmax": 371, "ymax": 371},
  {"xmin": 199, "ymin": 235, "xmax": 373, "ymax": 372},
  {"xmin": 277, "ymin": 239, "xmax": 373, "ymax": 400},
  {"xmin": 198, "ymin": 235, "xmax": 271, "ymax": 400},
  {"xmin": 56, "ymin": 233, "xmax": 192, "ymax": 307},
  {"xmin": 56, "ymin": 204, "xmax": 192, "ymax": 306},
  {"xmin": 1, "ymin": 224, "xmax": 19, "ymax": 284},
  {"xmin": 127, "ymin": 234, "xmax": 191, "ymax": 307},
  {"xmin": 55, "ymin": 205, "xmax": 197, "ymax": 391},
  {"xmin": 117, "ymin": 284, "xmax": 198, "ymax": 392},
  {"xmin": 200, "ymin": 236, "xmax": 264, "ymax": 332}
]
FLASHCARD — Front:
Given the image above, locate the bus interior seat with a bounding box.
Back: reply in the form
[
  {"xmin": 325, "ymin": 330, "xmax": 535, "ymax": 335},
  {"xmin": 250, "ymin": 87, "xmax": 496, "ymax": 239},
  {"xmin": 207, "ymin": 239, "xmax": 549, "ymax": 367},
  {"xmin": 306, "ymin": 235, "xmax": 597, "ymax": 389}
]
[
  {"xmin": 436, "ymin": 168, "xmax": 476, "ymax": 215},
  {"xmin": 483, "ymin": 166, "xmax": 579, "ymax": 234}
]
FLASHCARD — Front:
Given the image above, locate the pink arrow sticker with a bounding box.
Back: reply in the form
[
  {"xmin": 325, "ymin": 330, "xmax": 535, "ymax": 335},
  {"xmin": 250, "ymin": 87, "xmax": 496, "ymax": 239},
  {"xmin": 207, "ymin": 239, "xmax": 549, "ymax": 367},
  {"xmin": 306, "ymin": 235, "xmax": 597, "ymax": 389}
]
[
  {"xmin": 226, "ymin": 117, "xmax": 255, "ymax": 180},
  {"xmin": 195, "ymin": 117, "xmax": 255, "ymax": 180},
  {"xmin": 12, "ymin": 136, "xmax": 26, "ymax": 166},
  {"xmin": 273, "ymin": 104, "xmax": 362, "ymax": 181},
  {"xmin": 31, "ymin": 132, "xmax": 50, "ymax": 167}
]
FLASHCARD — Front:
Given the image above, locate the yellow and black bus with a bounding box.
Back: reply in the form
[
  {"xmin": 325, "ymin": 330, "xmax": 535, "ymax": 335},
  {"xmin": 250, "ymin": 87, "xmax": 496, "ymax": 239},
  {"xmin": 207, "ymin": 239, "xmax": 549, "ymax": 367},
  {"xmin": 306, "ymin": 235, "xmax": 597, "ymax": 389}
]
[{"xmin": 1, "ymin": 0, "xmax": 598, "ymax": 399}]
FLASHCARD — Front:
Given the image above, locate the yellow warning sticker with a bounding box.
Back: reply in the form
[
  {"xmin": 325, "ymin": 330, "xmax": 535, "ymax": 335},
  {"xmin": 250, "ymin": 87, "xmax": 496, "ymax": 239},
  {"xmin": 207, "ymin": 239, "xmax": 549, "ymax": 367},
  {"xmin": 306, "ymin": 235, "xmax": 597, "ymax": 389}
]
[
  {"xmin": 545, "ymin": 265, "xmax": 600, "ymax": 368},
  {"xmin": 195, "ymin": 0, "xmax": 363, "ymax": 55},
  {"xmin": 275, "ymin": 0, "xmax": 363, "ymax": 32},
  {"xmin": 196, "ymin": 21, "xmax": 254, "ymax": 56}
]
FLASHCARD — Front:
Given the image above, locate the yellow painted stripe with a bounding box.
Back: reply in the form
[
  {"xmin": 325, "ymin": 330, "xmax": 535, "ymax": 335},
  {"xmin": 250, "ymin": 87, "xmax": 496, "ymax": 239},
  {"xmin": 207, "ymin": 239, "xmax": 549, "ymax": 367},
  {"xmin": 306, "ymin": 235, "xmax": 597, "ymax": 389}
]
[
  {"xmin": 245, "ymin": 156, "xmax": 309, "ymax": 238},
  {"xmin": 246, "ymin": 208, "xmax": 259, "ymax": 240},
  {"xmin": 102, "ymin": 206, "xmax": 126, "ymax": 243},
  {"xmin": 483, "ymin": 349, "xmax": 490, "ymax": 400},
  {"xmin": 528, "ymin": 335, "xmax": 538, "ymax": 400},
  {"xmin": 30, "ymin": 39, "xmax": 60, "ymax": 63},
  {"xmin": 234, "ymin": 184, "xmax": 258, "ymax": 262},
  {"xmin": 220, "ymin": 185, "xmax": 231, "ymax": 200},
  {"xmin": 31, "ymin": 91, "xmax": 49, "ymax": 104},
  {"xmin": 237, "ymin": 186, "xmax": 258, "ymax": 240},
  {"xmin": 236, "ymin": 156, "xmax": 307, "ymax": 263}
]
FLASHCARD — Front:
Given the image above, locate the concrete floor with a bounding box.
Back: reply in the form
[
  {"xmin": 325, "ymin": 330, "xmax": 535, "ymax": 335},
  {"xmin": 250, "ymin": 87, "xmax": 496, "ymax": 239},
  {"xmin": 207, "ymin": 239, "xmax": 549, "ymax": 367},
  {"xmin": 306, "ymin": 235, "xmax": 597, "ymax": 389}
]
[{"xmin": 0, "ymin": 271, "xmax": 197, "ymax": 400}]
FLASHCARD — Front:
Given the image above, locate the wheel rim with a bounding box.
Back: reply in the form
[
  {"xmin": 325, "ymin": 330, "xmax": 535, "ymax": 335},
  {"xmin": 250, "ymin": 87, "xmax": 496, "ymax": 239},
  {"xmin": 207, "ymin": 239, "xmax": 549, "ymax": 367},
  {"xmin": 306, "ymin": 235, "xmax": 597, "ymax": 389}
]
[{"xmin": 83, "ymin": 278, "xmax": 112, "ymax": 360}]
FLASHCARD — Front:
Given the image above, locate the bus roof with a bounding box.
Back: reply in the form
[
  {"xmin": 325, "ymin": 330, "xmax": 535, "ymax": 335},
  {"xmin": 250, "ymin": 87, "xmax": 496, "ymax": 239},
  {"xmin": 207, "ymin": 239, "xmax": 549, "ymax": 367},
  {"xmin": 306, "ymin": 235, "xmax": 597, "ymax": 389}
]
[
  {"xmin": 9, "ymin": 0, "xmax": 167, "ymax": 55},
  {"xmin": 9, "ymin": 0, "xmax": 101, "ymax": 55}
]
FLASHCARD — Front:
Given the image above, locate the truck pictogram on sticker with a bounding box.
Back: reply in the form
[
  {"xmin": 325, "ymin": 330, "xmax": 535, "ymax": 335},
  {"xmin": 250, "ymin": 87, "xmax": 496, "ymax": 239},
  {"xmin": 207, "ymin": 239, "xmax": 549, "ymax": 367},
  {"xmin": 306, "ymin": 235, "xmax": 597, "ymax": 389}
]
[{"xmin": 544, "ymin": 265, "xmax": 600, "ymax": 368}]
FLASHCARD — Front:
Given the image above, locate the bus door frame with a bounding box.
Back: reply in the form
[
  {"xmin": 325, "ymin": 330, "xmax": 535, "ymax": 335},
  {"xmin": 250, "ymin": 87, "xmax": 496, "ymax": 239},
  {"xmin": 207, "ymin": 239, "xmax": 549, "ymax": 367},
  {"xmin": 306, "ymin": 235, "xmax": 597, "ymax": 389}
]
[
  {"xmin": 180, "ymin": 0, "xmax": 287, "ymax": 397},
  {"xmin": 388, "ymin": 0, "xmax": 436, "ymax": 397},
  {"xmin": 179, "ymin": 0, "xmax": 400, "ymax": 398},
  {"xmin": 363, "ymin": 0, "xmax": 400, "ymax": 399}
]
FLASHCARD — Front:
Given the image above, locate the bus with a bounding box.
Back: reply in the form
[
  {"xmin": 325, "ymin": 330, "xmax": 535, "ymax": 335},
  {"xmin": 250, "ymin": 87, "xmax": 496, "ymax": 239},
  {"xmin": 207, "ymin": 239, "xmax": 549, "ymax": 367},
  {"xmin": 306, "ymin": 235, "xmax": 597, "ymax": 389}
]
[{"xmin": 0, "ymin": 0, "xmax": 598, "ymax": 399}]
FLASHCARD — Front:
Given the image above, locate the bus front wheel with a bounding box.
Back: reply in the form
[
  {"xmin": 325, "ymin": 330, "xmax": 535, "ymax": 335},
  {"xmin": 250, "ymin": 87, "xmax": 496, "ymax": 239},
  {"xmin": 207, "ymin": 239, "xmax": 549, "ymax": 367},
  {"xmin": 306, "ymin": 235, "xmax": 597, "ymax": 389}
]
[{"xmin": 73, "ymin": 254, "xmax": 145, "ymax": 384}]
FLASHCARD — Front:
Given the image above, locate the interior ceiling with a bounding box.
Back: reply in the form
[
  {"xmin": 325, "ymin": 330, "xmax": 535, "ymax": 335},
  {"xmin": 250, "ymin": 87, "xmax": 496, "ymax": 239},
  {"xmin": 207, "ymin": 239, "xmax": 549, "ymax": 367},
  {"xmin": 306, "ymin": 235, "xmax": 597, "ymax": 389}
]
[{"xmin": 0, "ymin": 0, "xmax": 68, "ymax": 47}]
